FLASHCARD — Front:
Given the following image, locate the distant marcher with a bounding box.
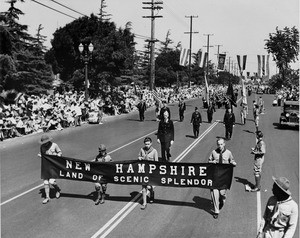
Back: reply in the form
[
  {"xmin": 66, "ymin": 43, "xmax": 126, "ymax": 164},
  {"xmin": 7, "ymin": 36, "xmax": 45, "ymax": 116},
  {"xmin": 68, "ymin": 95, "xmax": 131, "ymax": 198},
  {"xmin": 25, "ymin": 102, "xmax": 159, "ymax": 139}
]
[
  {"xmin": 250, "ymin": 131, "xmax": 266, "ymax": 192},
  {"xmin": 253, "ymin": 104, "xmax": 260, "ymax": 132},
  {"xmin": 39, "ymin": 134, "xmax": 62, "ymax": 204},
  {"xmin": 137, "ymin": 99, "xmax": 147, "ymax": 121},
  {"xmin": 92, "ymin": 144, "xmax": 112, "ymax": 205},
  {"xmin": 240, "ymin": 102, "xmax": 248, "ymax": 125},
  {"xmin": 178, "ymin": 98, "xmax": 186, "ymax": 122},
  {"xmin": 138, "ymin": 137, "xmax": 158, "ymax": 209},
  {"xmin": 207, "ymin": 103, "xmax": 214, "ymax": 123},
  {"xmin": 223, "ymin": 108, "xmax": 235, "ymax": 140},
  {"xmin": 157, "ymin": 111, "xmax": 174, "ymax": 162},
  {"xmin": 190, "ymin": 107, "xmax": 202, "ymax": 138},
  {"xmin": 208, "ymin": 138, "xmax": 236, "ymax": 219},
  {"xmin": 256, "ymin": 176, "xmax": 298, "ymax": 238}
]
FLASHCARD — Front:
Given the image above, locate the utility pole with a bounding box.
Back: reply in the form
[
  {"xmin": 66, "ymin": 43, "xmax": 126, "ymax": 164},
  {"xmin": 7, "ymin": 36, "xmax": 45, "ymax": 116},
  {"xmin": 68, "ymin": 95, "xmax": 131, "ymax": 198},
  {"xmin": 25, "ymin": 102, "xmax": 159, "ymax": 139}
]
[
  {"xmin": 203, "ymin": 34, "xmax": 214, "ymax": 78},
  {"xmin": 143, "ymin": 0, "xmax": 163, "ymax": 91},
  {"xmin": 184, "ymin": 15, "xmax": 198, "ymax": 88}
]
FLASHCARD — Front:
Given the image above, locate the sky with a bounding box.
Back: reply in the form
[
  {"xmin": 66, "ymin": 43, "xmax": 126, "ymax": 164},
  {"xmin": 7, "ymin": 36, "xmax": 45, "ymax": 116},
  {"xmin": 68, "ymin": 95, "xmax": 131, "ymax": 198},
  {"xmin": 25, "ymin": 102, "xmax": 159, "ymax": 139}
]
[{"xmin": 1, "ymin": 0, "xmax": 299, "ymax": 76}]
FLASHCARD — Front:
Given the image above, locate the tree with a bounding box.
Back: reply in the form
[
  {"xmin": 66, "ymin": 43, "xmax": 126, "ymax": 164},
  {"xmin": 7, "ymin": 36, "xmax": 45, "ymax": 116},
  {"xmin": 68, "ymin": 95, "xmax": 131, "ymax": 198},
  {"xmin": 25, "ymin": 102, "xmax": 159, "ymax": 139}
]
[
  {"xmin": 0, "ymin": 0, "xmax": 53, "ymax": 94},
  {"xmin": 265, "ymin": 26, "xmax": 299, "ymax": 81}
]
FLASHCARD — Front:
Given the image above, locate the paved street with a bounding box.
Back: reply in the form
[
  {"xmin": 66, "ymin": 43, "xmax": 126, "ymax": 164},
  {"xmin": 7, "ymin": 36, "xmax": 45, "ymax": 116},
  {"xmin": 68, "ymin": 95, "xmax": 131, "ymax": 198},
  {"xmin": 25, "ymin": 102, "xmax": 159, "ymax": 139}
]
[{"xmin": 1, "ymin": 93, "xmax": 299, "ymax": 238}]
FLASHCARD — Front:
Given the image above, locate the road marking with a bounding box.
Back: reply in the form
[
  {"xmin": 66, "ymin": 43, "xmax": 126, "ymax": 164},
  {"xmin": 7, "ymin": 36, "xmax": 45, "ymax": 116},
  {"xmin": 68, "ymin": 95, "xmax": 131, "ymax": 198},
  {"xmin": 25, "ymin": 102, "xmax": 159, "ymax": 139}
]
[
  {"xmin": 0, "ymin": 121, "xmax": 179, "ymax": 206},
  {"xmin": 91, "ymin": 121, "xmax": 219, "ymax": 238},
  {"xmin": 0, "ymin": 184, "xmax": 44, "ymax": 206}
]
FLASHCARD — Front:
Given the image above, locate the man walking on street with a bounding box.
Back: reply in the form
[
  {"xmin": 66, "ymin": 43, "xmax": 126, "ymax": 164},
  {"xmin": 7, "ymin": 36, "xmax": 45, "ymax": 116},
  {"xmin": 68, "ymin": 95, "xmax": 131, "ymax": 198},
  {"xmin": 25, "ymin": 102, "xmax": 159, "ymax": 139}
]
[
  {"xmin": 223, "ymin": 108, "xmax": 235, "ymax": 140},
  {"xmin": 250, "ymin": 131, "xmax": 266, "ymax": 192},
  {"xmin": 208, "ymin": 138, "xmax": 236, "ymax": 219},
  {"xmin": 93, "ymin": 144, "xmax": 112, "ymax": 205},
  {"xmin": 157, "ymin": 111, "xmax": 174, "ymax": 162},
  {"xmin": 190, "ymin": 107, "xmax": 202, "ymax": 138},
  {"xmin": 178, "ymin": 98, "xmax": 186, "ymax": 122}
]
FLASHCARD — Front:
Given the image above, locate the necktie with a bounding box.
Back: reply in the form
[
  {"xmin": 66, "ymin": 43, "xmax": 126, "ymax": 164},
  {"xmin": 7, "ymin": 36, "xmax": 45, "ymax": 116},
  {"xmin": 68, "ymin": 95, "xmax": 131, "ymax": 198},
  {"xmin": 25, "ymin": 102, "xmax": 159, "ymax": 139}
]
[{"xmin": 219, "ymin": 150, "xmax": 223, "ymax": 164}]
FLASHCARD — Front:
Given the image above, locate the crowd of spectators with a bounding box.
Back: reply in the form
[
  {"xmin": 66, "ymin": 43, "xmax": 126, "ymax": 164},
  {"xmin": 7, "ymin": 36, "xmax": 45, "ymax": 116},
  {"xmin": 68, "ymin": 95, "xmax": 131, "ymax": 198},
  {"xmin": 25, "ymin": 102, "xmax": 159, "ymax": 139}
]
[{"xmin": 0, "ymin": 84, "xmax": 240, "ymax": 141}]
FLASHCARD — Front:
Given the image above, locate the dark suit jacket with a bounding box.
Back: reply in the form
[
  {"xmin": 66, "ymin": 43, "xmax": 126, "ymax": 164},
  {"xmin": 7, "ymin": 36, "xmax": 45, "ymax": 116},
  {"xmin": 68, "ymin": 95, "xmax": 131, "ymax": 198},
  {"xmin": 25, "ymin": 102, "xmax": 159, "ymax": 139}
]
[{"xmin": 157, "ymin": 119, "xmax": 174, "ymax": 143}]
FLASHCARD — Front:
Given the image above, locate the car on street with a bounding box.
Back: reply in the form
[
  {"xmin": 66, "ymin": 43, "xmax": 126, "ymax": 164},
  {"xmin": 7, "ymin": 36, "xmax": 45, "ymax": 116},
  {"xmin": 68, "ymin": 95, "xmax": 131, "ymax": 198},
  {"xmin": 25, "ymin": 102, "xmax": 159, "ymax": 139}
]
[{"xmin": 279, "ymin": 101, "xmax": 299, "ymax": 127}]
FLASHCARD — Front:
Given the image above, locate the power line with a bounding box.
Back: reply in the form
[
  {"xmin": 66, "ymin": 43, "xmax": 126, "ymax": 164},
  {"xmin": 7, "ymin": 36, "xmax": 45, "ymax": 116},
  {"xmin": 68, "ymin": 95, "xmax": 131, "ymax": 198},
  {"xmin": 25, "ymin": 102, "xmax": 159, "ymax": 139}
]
[
  {"xmin": 49, "ymin": 0, "xmax": 87, "ymax": 17},
  {"xmin": 31, "ymin": 0, "xmax": 77, "ymax": 19}
]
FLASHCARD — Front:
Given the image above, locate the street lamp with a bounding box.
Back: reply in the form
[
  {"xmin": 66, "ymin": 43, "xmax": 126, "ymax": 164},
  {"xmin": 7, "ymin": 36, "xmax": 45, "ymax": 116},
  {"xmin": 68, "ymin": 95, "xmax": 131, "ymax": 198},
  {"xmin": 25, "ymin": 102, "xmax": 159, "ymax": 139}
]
[{"xmin": 78, "ymin": 42, "xmax": 94, "ymax": 101}]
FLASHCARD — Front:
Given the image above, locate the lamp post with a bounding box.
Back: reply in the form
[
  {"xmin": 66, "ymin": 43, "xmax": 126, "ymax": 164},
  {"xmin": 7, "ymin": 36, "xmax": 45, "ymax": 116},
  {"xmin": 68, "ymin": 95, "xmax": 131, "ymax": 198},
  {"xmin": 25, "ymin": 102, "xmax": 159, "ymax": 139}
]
[{"xmin": 78, "ymin": 42, "xmax": 94, "ymax": 101}]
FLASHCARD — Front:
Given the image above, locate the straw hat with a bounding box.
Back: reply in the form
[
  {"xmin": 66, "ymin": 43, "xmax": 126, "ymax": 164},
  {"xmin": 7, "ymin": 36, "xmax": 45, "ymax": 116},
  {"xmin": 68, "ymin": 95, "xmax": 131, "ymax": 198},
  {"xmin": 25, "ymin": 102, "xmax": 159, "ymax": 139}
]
[
  {"xmin": 39, "ymin": 134, "xmax": 53, "ymax": 145},
  {"xmin": 272, "ymin": 176, "xmax": 291, "ymax": 195}
]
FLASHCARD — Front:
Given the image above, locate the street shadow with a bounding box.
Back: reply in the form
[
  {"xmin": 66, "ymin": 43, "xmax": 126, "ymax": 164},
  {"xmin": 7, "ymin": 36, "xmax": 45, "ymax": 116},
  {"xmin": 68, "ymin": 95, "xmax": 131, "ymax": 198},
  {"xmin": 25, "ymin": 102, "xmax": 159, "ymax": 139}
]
[
  {"xmin": 234, "ymin": 176, "xmax": 254, "ymax": 188},
  {"xmin": 243, "ymin": 130, "xmax": 255, "ymax": 134},
  {"xmin": 186, "ymin": 135, "xmax": 196, "ymax": 139}
]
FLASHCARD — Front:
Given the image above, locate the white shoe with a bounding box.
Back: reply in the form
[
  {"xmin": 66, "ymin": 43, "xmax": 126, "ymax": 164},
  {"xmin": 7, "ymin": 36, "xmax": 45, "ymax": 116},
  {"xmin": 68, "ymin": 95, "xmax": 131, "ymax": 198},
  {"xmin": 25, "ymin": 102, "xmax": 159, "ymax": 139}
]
[{"xmin": 43, "ymin": 197, "xmax": 50, "ymax": 204}]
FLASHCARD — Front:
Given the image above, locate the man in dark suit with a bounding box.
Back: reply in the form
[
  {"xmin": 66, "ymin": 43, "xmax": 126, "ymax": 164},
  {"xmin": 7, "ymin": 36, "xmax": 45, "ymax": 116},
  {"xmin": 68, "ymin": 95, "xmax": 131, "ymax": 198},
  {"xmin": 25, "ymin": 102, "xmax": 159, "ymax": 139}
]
[
  {"xmin": 190, "ymin": 107, "xmax": 202, "ymax": 138},
  {"xmin": 223, "ymin": 108, "xmax": 235, "ymax": 140},
  {"xmin": 137, "ymin": 99, "xmax": 147, "ymax": 121},
  {"xmin": 157, "ymin": 110, "xmax": 174, "ymax": 162},
  {"xmin": 178, "ymin": 98, "xmax": 186, "ymax": 122}
]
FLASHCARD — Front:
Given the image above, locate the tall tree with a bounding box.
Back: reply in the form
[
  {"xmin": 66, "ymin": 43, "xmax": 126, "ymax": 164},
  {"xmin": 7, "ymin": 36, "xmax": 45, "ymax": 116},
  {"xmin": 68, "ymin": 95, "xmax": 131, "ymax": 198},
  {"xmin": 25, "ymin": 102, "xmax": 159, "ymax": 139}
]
[
  {"xmin": 265, "ymin": 26, "xmax": 299, "ymax": 81},
  {"xmin": 0, "ymin": 0, "xmax": 52, "ymax": 94}
]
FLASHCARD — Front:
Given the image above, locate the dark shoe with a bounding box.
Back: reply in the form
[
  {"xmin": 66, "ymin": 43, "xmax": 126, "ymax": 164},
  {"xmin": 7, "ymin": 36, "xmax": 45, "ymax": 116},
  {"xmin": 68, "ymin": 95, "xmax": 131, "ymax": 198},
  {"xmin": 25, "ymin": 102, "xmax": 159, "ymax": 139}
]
[
  {"xmin": 141, "ymin": 204, "xmax": 147, "ymax": 210},
  {"xmin": 95, "ymin": 198, "xmax": 101, "ymax": 205},
  {"xmin": 219, "ymin": 200, "xmax": 224, "ymax": 210},
  {"xmin": 213, "ymin": 214, "xmax": 219, "ymax": 219}
]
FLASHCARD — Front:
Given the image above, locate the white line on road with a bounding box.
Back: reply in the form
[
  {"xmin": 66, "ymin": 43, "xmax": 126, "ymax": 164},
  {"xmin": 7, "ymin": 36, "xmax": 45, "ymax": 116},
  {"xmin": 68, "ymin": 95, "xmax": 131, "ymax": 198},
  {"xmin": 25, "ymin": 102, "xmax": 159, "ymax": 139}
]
[
  {"xmin": 91, "ymin": 121, "xmax": 219, "ymax": 238},
  {"xmin": 0, "ymin": 184, "xmax": 44, "ymax": 206}
]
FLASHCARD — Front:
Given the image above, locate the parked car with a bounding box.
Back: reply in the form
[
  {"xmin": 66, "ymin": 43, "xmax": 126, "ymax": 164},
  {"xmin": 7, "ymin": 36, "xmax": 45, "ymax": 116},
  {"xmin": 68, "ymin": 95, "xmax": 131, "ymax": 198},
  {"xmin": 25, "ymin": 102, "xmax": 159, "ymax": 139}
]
[{"xmin": 279, "ymin": 101, "xmax": 299, "ymax": 127}]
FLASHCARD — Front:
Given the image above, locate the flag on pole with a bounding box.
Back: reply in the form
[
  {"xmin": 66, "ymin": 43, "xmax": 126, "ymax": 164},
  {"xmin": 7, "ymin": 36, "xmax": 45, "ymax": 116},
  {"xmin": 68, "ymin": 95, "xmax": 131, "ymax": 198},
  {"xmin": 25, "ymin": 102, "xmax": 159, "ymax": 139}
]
[
  {"xmin": 217, "ymin": 54, "xmax": 226, "ymax": 70},
  {"xmin": 262, "ymin": 55, "xmax": 265, "ymax": 76},
  {"xmin": 151, "ymin": 89, "xmax": 163, "ymax": 106},
  {"xmin": 197, "ymin": 50, "xmax": 208, "ymax": 68},
  {"xmin": 204, "ymin": 74, "xmax": 209, "ymax": 104},
  {"xmin": 179, "ymin": 48, "xmax": 190, "ymax": 66},
  {"xmin": 226, "ymin": 81, "xmax": 237, "ymax": 108},
  {"xmin": 236, "ymin": 55, "xmax": 247, "ymax": 75},
  {"xmin": 266, "ymin": 55, "xmax": 270, "ymax": 79}
]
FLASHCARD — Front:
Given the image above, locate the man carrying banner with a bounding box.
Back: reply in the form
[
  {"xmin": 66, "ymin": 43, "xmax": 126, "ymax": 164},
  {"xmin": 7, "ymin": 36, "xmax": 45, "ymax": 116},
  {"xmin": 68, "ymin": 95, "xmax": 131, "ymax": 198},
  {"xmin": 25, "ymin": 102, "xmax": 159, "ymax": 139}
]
[
  {"xmin": 138, "ymin": 137, "xmax": 158, "ymax": 210},
  {"xmin": 93, "ymin": 144, "xmax": 112, "ymax": 205},
  {"xmin": 209, "ymin": 138, "xmax": 236, "ymax": 219},
  {"xmin": 157, "ymin": 110, "xmax": 174, "ymax": 162},
  {"xmin": 190, "ymin": 107, "xmax": 202, "ymax": 138},
  {"xmin": 178, "ymin": 98, "xmax": 186, "ymax": 122},
  {"xmin": 39, "ymin": 134, "xmax": 62, "ymax": 204}
]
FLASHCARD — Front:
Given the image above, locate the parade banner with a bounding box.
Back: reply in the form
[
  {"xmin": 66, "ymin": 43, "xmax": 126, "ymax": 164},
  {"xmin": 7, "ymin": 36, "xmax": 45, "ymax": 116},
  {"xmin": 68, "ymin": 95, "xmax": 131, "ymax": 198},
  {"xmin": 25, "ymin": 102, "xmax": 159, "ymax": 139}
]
[
  {"xmin": 41, "ymin": 154, "xmax": 234, "ymax": 189},
  {"xmin": 236, "ymin": 55, "xmax": 247, "ymax": 74},
  {"xmin": 217, "ymin": 53, "xmax": 226, "ymax": 70},
  {"xmin": 197, "ymin": 50, "xmax": 208, "ymax": 68},
  {"xmin": 257, "ymin": 55, "xmax": 261, "ymax": 77}
]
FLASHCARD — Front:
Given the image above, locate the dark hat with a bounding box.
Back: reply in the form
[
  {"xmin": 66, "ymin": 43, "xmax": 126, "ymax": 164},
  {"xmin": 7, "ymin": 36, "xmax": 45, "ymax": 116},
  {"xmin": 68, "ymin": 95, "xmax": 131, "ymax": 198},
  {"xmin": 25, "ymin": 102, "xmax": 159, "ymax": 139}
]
[
  {"xmin": 98, "ymin": 144, "xmax": 106, "ymax": 151},
  {"xmin": 195, "ymin": 107, "xmax": 198, "ymax": 110},
  {"xmin": 272, "ymin": 176, "xmax": 291, "ymax": 195},
  {"xmin": 39, "ymin": 134, "xmax": 52, "ymax": 145}
]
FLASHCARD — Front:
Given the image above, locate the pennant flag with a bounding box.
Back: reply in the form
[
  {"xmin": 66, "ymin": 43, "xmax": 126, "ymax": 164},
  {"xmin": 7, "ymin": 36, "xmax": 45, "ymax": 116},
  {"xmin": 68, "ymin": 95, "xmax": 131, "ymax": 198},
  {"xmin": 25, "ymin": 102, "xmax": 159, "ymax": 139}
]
[
  {"xmin": 262, "ymin": 55, "xmax": 265, "ymax": 76},
  {"xmin": 179, "ymin": 48, "xmax": 190, "ymax": 66},
  {"xmin": 197, "ymin": 50, "xmax": 208, "ymax": 68},
  {"xmin": 236, "ymin": 55, "xmax": 247, "ymax": 75},
  {"xmin": 226, "ymin": 81, "xmax": 237, "ymax": 107},
  {"xmin": 41, "ymin": 154, "xmax": 234, "ymax": 189},
  {"xmin": 257, "ymin": 55, "xmax": 270, "ymax": 79},
  {"xmin": 217, "ymin": 53, "xmax": 226, "ymax": 70},
  {"xmin": 266, "ymin": 55, "xmax": 270, "ymax": 79}
]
